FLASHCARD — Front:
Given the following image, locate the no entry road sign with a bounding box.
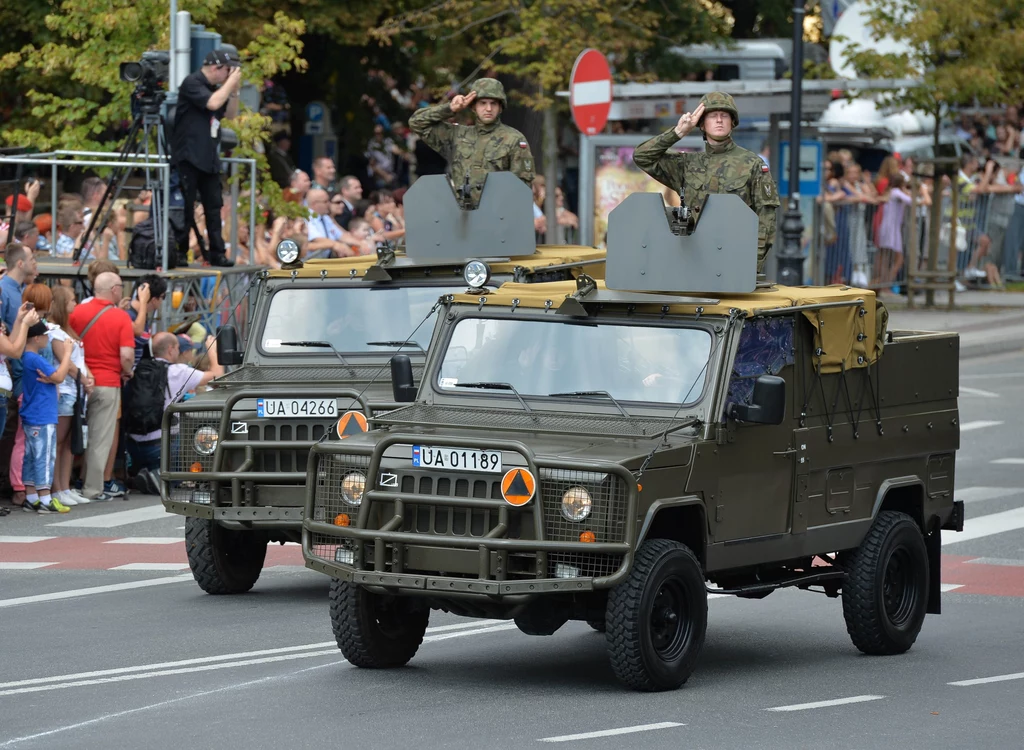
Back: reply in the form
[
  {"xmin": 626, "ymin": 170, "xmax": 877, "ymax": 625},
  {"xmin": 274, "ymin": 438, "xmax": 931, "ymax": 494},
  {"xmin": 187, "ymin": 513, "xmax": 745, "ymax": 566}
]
[{"xmin": 570, "ymin": 49, "xmax": 612, "ymax": 136}]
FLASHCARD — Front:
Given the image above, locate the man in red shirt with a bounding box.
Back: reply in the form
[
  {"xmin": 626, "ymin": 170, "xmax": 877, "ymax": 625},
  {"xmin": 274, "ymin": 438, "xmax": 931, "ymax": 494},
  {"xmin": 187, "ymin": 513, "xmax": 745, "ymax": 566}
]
[{"xmin": 69, "ymin": 271, "xmax": 134, "ymax": 501}]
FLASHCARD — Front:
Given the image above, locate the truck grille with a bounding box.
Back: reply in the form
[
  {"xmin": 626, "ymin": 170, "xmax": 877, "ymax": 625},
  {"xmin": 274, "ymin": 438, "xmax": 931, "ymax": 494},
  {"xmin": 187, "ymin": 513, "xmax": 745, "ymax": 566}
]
[
  {"xmin": 245, "ymin": 421, "xmax": 329, "ymax": 473},
  {"xmin": 170, "ymin": 411, "xmax": 220, "ymax": 473}
]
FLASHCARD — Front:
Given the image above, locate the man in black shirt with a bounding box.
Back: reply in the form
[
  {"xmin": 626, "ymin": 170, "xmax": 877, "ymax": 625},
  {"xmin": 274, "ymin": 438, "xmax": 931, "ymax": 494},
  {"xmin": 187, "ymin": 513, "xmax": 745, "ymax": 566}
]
[{"xmin": 170, "ymin": 49, "xmax": 242, "ymax": 267}]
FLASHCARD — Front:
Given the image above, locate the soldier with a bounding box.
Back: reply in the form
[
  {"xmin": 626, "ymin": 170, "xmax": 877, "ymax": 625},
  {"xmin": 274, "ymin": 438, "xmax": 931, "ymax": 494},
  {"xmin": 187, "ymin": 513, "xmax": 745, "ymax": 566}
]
[
  {"xmin": 633, "ymin": 92, "xmax": 780, "ymax": 274},
  {"xmin": 409, "ymin": 78, "xmax": 535, "ymax": 207}
]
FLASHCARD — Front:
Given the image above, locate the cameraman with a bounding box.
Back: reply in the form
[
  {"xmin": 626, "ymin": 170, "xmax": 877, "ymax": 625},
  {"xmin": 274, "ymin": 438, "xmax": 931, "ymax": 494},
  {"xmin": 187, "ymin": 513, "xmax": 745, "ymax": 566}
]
[{"xmin": 170, "ymin": 49, "xmax": 242, "ymax": 268}]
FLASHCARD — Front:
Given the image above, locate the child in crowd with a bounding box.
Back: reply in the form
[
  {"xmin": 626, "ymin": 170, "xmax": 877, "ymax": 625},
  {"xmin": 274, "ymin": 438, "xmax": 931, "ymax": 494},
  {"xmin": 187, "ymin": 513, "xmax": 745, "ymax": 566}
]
[{"xmin": 20, "ymin": 321, "xmax": 73, "ymax": 513}]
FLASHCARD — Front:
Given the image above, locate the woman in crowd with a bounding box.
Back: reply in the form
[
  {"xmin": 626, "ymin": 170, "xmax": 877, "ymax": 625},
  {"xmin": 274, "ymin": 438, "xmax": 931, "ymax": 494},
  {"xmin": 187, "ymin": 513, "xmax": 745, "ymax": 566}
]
[
  {"xmin": 48, "ymin": 286, "xmax": 93, "ymax": 507},
  {"xmin": 875, "ymin": 173, "xmax": 913, "ymax": 286},
  {"xmin": 367, "ymin": 190, "xmax": 406, "ymax": 244}
]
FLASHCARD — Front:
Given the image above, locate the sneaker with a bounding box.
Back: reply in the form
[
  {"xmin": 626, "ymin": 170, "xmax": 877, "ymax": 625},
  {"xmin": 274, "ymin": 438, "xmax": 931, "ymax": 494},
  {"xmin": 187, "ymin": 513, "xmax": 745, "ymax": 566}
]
[
  {"xmin": 67, "ymin": 490, "xmax": 91, "ymax": 505},
  {"xmin": 41, "ymin": 497, "xmax": 70, "ymax": 514},
  {"xmin": 58, "ymin": 491, "xmax": 78, "ymax": 507},
  {"xmin": 22, "ymin": 501, "xmax": 38, "ymax": 513},
  {"xmin": 104, "ymin": 479, "xmax": 126, "ymax": 498},
  {"xmin": 90, "ymin": 492, "xmax": 115, "ymax": 503},
  {"xmin": 207, "ymin": 255, "xmax": 234, "ymax": 268}
]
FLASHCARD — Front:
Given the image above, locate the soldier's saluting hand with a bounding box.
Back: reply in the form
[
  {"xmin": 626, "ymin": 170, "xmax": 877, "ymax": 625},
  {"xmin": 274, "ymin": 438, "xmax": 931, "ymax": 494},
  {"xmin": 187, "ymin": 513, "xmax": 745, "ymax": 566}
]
[{"xmin": 409, "ymin": 78, "xmax": 535, "ymax": 208}]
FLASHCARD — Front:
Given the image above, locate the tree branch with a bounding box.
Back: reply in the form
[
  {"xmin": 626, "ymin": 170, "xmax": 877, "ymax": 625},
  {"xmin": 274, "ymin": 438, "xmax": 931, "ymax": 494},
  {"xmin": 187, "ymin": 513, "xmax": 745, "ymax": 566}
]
[{"xmin": 439, "ymin": 8, "xmax": 515, "ymax": 40}]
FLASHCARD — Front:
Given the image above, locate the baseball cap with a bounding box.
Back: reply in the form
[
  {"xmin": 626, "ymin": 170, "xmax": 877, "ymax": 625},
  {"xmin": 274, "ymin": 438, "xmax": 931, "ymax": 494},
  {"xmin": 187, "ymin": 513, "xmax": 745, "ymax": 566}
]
[
  {"xmin": 5, "ymin": 194, "xmax": 33, "ymax": 213},
  {"xmin": 177, "ymin": 334, "xmax": 195, "ymax": 352},
  {"xmin": 27, "ymin": 321, "xmax": 48, "ymax": 338},
  {"xmin": 204, "ymin": 48, "xmax": 241, "ymax": 68}
]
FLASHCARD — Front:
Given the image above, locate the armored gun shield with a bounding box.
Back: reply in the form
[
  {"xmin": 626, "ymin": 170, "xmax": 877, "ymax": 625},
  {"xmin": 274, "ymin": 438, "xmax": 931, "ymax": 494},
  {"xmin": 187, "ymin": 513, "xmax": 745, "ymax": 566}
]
[
  {"xmin": 605, "ymin": 193, "xmax": 758, "ymax": 294},
  {"xmin": 404, "ymin": 173, "xmax": 537, "ymax": 261}
]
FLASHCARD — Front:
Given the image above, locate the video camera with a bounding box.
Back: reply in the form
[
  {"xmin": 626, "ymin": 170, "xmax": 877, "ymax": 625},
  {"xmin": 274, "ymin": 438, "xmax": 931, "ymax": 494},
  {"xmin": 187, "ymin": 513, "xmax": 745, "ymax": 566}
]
[{"xmin": 119, "ymin": 50, "xmax": 170, "ymax": 115}]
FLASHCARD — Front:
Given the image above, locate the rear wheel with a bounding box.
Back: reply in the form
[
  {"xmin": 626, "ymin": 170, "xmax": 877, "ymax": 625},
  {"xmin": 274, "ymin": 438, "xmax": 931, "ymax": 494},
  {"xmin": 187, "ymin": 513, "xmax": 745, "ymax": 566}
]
[
  {"xmin": 329, "ymin": 579, "xmax": 429, "ymax": 668},
  {"xmin": 606, "ymin": 539, "xmax": 707, "ymax": 691},
  {"xmin": 842, "ymin": 511, "xmax": 929, "ymax": 655},
  {"xmin": 185, "ymin": 517, "xmax": 266, "ymax": 595}
]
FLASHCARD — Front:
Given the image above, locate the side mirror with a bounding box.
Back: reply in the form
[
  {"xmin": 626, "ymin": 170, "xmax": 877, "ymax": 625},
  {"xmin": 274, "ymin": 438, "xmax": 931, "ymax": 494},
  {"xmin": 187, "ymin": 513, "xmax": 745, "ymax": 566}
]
[
  {"xmin": 391, "ymin": 354, "xmax": 417, "ymax": 403},
  {"xmin": 727, "ymin": 374, "xmax": 786, "ymax": 425},
  {"xmin": 217, "ymin": 325, "xmax": 243, "ymax": 366}
]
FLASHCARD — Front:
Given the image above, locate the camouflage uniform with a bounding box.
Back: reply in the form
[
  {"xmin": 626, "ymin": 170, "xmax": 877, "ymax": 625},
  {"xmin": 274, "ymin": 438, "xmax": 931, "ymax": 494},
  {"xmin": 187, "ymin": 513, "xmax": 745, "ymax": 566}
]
[
  {"xmin": 409, "ymin": 78, "xmax": 535, "ymax": 207},
  {"xmin": 633, "ymin": 92, "xmax": 780, "ymax": 272}
]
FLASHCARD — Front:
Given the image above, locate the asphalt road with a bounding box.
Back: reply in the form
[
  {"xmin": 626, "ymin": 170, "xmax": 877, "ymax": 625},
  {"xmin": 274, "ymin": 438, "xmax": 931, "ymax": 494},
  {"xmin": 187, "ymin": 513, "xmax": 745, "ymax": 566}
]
[{"xmin": 2, "ymin": 351, "xmax": 1024, "ymax": 749}]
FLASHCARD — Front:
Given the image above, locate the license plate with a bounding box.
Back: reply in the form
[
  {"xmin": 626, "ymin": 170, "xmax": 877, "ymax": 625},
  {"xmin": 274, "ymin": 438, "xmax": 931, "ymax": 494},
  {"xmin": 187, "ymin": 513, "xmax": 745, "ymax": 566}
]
[
  {"xmin": 257, "ymin": 398, "xmax": 338, "ymax": 419},
  {"xmin": 412, "ymin": 446, "xmax": 502, "ymax": 473}
]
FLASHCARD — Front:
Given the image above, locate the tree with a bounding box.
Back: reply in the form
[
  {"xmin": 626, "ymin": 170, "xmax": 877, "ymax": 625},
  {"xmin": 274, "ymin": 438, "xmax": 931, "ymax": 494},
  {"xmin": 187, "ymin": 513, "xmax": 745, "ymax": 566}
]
[
  {"xmin": 373, "ymin": 0, "xmax": 730, "ymax": 235},
  {"xmin": 841, "ymin": 0, "xmax": 1024, "ymax": 300},
  {"xmin": 0, "ymin": 0, "xmax": 307, "ymax": 216}
]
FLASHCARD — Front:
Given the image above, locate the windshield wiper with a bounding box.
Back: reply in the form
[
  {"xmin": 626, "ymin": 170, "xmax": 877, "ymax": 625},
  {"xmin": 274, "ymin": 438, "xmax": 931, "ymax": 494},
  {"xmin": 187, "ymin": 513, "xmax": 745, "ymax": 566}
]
[
  {"xmin": 548, "ymin": 390, "xmax": 631, "ymax": 418},
  {"xmin": 280, "ymin": 340, "xmax": 356, "ymax": 375},
  {"xmin": 365, "ymin": 340, "xmax": 425, "ymax": 351},
  {"xmin": 454, "ymin": 382, "xmax": 533, "ymax": 413}
]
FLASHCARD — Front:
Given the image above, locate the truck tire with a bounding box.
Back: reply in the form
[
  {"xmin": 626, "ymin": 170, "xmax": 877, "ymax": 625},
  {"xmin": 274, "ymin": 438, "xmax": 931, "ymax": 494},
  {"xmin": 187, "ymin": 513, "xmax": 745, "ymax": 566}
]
[
  {"xmin": 842, "ymin": 510, "xmax": 929, "ymax": 655},
  {"xmin": 606, "ymin": 539, "xmax": 707, "ymax": 691},
  {"xmin": 329, "ymin": 578, "xmax": 429, "ymax": 668},
  {"xmin": 185, "ymin": 517, "xmax": 267, "ymax": 595}
]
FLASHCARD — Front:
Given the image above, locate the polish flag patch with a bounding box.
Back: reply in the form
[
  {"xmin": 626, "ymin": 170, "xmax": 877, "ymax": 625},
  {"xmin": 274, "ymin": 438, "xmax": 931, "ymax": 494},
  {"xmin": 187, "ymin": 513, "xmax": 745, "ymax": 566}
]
[
  {"xmin": 519, "ymin": 141, "xmax": 529, "ymax": 148},
  {"xmin": 761, "ymin": 164, "xmax": 770, "ymax": 173}
]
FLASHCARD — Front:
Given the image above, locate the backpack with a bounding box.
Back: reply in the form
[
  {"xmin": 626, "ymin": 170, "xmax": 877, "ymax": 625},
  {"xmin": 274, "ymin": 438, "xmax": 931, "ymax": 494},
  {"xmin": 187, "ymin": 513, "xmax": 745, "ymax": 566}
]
[
  {"xmin": 123, "ymin": 358, "xmax": 170, "ymax": 434},
  {"xmin": 128, "ymin": 218, "xmax": 158, "ymax": 269}
]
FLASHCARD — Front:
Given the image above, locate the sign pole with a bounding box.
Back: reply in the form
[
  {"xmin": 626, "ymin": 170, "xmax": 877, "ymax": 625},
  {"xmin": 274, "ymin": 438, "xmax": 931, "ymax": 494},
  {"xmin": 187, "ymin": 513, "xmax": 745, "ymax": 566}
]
[
  {"xmin": 778, "ymin": 0, "xmax": 807, "ymax": 286},
  {"xmin": 579, "ymin": 133, "xmax": 593, "ymax": 246}
]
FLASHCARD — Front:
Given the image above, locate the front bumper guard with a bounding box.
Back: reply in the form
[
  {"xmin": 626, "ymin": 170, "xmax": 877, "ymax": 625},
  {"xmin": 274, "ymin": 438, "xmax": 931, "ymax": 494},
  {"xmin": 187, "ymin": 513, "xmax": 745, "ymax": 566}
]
[{"xmin": 302, "ymin": 432, "xmax": 638, "ymax": 592}]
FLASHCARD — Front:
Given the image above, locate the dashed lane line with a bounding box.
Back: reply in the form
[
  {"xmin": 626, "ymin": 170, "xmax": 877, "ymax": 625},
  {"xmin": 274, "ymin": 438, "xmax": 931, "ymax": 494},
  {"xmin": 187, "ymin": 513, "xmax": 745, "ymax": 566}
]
[
  {"xmin": 538, "ymin": 722, "xmax": 686, "ymax": 743},
  {"xmin": 0, "ymin": 574, "xmax": 193, "ymax": 608},
  {"xmin": 45, "ymin": 504, "xmax": 169, "ymax": 529},
  {"xmin": 103, "ymin": 537, "xmax": 182, "ymax": 545},
  {"xmin": 954, "ymin": 487, "xmax": 1022, "ymax": 504},
  {"xmin": 0, "ymin": 562, "xmax": 59, "ymax": 570},
  {"xmin": 959, "ymin": 386, "xmax": 999, "ymax": 398},
  {"xmin": 959, "ymin": 420, "xmax": 1004, "ymax": 432},
  {"xmin": 765, "ymin": 695, "xmax": 885, "ymax": 712},
  {"xmin": 0, "ymin": 536, "xmax": 55, "ymax": 544},
  {"xmin": 992, "ymin": 458, "xmax": 1024, "ymax": 465},
  {"xmin": 108, "ymin": 563, "xmax": 190, "ymax": 571},
  {"xmin": 944, "ymin": 506, "xmax": 1024, "ymax": 545},
  {"xmin": 949, "ymin": 672, "xmax": 1024, "ymax": 687}
]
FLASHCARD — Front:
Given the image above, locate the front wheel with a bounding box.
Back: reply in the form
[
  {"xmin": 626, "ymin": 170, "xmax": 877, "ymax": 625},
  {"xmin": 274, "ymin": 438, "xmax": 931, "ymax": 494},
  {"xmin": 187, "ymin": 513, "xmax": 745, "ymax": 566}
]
[
  {"xmin": 329, "ymin": 579, "xmax": 429, "ymax": 668},
  {"xmin": 606, "ymin": 539, "xmax": 707, "ymax": 691},
  {"xmin": 842, "ymin": 511, "xmax": 929, "ymax": 655},
  {"xmin": 185, "ymin": 517, "xmax": 266, "ymax": 595}
]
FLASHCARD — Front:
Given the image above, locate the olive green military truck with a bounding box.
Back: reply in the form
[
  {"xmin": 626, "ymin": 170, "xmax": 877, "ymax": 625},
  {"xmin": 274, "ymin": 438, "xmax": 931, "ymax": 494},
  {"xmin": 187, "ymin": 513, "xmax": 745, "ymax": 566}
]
[
  {"xmin": 160, "ymin": 173, "xmax": 604, "ymax": 596},
  {"xmin": 302, "ymin": 193, "xmax": 963, "ymax": 691}
]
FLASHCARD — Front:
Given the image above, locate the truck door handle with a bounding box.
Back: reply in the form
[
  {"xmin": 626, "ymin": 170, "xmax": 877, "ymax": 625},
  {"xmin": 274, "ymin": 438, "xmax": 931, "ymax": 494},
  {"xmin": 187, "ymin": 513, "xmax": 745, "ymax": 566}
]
[{"xmin": 773, "ymin": 449, "xmax": 797, "ymax": 456}]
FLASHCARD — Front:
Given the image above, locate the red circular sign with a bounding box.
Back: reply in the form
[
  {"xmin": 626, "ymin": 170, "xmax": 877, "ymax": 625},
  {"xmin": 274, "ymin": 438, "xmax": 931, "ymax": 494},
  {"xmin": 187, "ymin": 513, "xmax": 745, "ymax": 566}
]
[{"xmin": 570, "ymin": 49, "xmax": 612, "ymax": 136}]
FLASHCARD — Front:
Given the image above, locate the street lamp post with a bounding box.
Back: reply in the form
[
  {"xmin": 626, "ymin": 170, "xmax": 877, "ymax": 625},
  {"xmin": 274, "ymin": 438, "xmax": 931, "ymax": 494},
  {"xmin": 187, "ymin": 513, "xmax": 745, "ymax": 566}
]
[{"xmin": 778, "ymin": 0, "xmax": 806, "ymax": 286}]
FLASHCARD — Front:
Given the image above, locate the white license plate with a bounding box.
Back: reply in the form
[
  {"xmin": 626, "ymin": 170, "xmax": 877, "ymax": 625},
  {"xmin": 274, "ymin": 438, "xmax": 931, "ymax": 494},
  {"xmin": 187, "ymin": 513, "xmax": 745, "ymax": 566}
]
[
  {"xmin": 412, "ymin": 446, "xmax": 502, "ymax": 473},
  {"xmin": 256, "ymin": 398, "xmax": 338, "ymax": 419}
]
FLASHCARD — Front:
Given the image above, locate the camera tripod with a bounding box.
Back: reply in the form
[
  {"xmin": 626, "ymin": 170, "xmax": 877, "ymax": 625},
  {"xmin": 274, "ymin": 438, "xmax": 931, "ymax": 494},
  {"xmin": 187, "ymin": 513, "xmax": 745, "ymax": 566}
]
[{"xmin": 77, "ymin": 109, "xmax": 173, "ymax": 267}]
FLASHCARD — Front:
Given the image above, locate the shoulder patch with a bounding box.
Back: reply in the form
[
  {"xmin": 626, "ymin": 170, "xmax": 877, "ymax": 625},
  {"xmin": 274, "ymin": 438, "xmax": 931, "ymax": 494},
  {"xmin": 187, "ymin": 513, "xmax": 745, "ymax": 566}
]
[
  {"xmin": 519, "ymin": 141, "xmax": 529, "ymax": 148},
  {"xmin": 761, "ymin": 164, "xmax": 770, "ymax": 173}
]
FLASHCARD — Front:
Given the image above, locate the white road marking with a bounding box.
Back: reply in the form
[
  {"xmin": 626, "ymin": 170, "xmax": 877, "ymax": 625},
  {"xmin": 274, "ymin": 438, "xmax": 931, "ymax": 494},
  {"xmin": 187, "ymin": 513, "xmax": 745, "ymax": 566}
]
[
  {"xmin": 765, "ymin": 695, "xmax": 885, "ymax": 712},
  {"xmin": 965, "ymin": 557, "xmax": 1024, "ymax": 567},
  {"xmin": 1, "ymin": 619, "xmax": 503, "ymax": 691},
  {"xmin": 0, "ymin": 535, "xmax": 55, "ymax": 544},
  {"xmin": 940, "ymin": 583, "xmax": 964, "ymax": 593},
  {"xmin": 104, "ymin": 537, "xmax": 182, "ymax": 545},
  {"xmin": 538, "ymin": 722, "xmax": 685, "ymax": 743},
  {"xmin": 0, "ymin": 574, "xmax": 192, "ymax": 608},
  {"xmin": 949, "ymin": 672, "xmax": 1024, "ymax": 687},
  {"xmin": 944, "ymin": 506, "xmax": 1024, "ymax": 545},
  {"xmin": 46, "ymin": 504, "xmax": 169, "ymax": 528},
  {"xmin": 109, "ymin": 563, "xmax": 190, "ymax": 571},
  {"xmin": 961, "ymin": 371, "xmax": 1024, "ymax": 380},
  {"xmin": 955, "ymin": 487, "xmax": 1022, "ymax": 503},
  {"xmin": 959, "ymin": 420, "xmax": 1004, "ymax": 432},
  {"xmin": 0, "ymin": 562, "xmax": 59, "ymax": 570},
  {"xmin": 959, "ymin": 386, "xmax": 1000, "ymax": 398},
  {"xmin": 0, "ymin": 621, "xmax": 517, "ymax": 697},
  {"xmin": 991, "ymin": 458, "xmax": 1024, "ymax": 465}
]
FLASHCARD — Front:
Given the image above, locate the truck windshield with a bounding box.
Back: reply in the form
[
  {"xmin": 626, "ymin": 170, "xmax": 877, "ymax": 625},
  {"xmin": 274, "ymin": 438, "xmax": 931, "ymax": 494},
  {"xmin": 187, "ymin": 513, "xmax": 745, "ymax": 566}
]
[
  {"xmin": 261, "ymin": 286, "xmax": 443, "ymax": 355},
  {"xmin": 436, "ymin": 318, "xmax": 713, "ymax": 406}
]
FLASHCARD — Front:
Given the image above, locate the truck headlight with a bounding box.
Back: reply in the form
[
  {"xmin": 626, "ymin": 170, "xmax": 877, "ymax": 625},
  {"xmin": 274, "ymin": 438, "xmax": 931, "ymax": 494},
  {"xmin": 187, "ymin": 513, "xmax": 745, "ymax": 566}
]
[
  {"xmin": 276, "ymin": 239, "xmax": 300, "ymax": 265},
  {"xmin": 193, "ymin": 427, "xmax": 219, "ymax": 456},
  {"xmin": 560, "ymin": 486, "xmax": 592, "ymax": 522},
  {"xmin": 341, "ymin": 471, "xmax": 366, "ymax": 506},
  {"xmin": 463, "ymin": 259, "xmax": 490, "ymax": 289}
]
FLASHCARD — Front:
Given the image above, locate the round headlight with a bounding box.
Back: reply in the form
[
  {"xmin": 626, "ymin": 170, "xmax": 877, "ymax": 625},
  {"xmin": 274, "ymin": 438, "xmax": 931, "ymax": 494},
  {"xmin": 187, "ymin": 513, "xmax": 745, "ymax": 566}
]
[
  {"xmin": 340, "ymin": 471, "xmax": 366, "ymax": 506},
  {"xmin": 560, "ymin": 486, "xmax": 592, "ymax": 522},
  {"xmin": 463, "ymin": 259, "xmax": 491, "ymax": 288},
  {"xmin": 276, "ymin": 239, "xmax": 300, "ymax": 265},
  {"xmin": 193, "ymin": 426, "xmax": 219, "ymax": 456}
]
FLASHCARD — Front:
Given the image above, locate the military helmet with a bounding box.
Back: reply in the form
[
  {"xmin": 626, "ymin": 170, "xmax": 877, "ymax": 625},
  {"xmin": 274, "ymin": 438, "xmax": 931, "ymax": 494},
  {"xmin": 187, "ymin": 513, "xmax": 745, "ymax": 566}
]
[
  {"xmin": 470, "ymin": 78, "xmax": 507, "ymax": 108},
  {"xmin": 698, "ymin": 91, "xmax": 739, "ymax": 128}
]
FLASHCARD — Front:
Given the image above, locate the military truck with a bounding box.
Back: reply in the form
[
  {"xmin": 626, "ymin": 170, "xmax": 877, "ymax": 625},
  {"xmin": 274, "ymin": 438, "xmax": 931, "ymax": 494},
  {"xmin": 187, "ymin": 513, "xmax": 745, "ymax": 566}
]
[
  {"xmin": 302, "ymin": 193, "xmax": 963, "ymax": 691},
  {"xmin": 160, "ymin": 173, "xmax": 604, "ymax": 596}
]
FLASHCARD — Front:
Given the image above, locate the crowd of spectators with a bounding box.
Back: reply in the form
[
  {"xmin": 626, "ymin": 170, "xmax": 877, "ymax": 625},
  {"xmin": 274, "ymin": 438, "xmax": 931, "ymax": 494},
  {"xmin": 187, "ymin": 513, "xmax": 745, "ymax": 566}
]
[{"xmin": 0, "ymin": 241, "xmax": 223, "ymax": 515}]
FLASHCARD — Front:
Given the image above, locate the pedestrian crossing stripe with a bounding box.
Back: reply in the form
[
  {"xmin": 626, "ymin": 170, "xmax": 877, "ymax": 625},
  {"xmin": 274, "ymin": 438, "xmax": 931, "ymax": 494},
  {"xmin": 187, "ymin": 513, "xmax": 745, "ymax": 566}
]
[
  {"xmin": 501, "ymin": 468, "xmax": 536, "ymax": 506},
  {"xmin": 336, "ymin": 411, "xmax": 368, "ymax": 439}
]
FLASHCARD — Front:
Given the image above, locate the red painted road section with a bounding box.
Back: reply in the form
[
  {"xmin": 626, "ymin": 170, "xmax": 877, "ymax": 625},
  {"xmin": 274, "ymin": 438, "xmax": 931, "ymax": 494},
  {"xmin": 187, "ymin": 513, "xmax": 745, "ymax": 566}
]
[
  {"xmin": 0, "ymin": 537, "xmax": 303, "ymax": 570},
  {"xmin": 3, "ymin": 539, "xmax": 1024, "ymax": 595}
]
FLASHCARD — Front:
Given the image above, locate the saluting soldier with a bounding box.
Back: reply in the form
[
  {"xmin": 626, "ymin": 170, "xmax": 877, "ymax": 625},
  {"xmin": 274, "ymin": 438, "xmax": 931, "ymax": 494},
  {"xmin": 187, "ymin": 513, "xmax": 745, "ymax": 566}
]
[
  {"xmin": 409, "ymin": 78, "xmax": 535, "ymax": 207},
  {"xmin": 633, "ymin": 91, "xmax": 780, "ymax": 273}
]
